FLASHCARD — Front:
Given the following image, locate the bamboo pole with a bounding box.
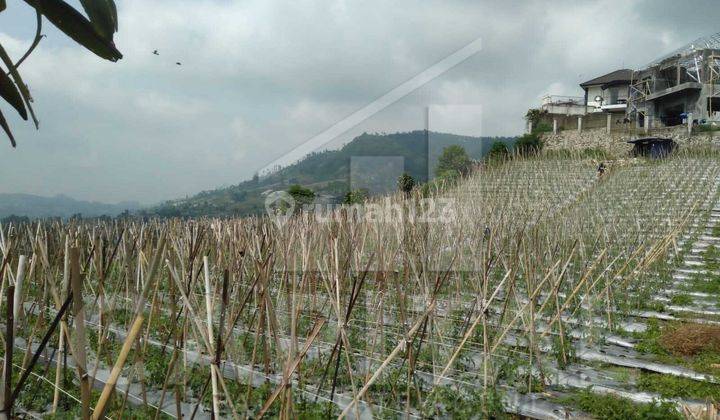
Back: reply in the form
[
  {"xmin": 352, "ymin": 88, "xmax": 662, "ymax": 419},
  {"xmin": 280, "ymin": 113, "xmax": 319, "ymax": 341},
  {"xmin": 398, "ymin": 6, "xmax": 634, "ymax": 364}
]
[
  {"xmin": 92, "ymin": 233, "xmax": 166, "ymax": 419},
  {"xmin": 203, "ymin": 256, "xmax": 221, "ymax": 419},
  {"xmin": 70, "ymin": 247, "xmax": 91, "ymax": 420}
]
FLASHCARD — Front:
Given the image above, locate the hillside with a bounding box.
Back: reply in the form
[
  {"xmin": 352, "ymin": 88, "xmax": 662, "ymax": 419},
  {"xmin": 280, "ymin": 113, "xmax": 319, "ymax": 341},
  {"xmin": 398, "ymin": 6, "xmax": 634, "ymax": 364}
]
[
  {"xmin": 0, "ymin": 193, "xmax": 140, "ymax": 220},
  {"xmin": 151, "ymin": 131, "xmax": 515, "ymax": 217}
]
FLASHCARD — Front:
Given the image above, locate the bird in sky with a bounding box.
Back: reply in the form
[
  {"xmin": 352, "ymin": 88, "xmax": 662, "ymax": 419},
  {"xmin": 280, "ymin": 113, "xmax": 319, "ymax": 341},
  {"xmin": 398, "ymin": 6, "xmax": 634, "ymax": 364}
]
[
  {"xmin": 176, "ymin": 62, "xmax": 182, "ymax": 66},
  {"xmin": 153, "ymin": 50, "xmax": 159, "ymax": 55}
]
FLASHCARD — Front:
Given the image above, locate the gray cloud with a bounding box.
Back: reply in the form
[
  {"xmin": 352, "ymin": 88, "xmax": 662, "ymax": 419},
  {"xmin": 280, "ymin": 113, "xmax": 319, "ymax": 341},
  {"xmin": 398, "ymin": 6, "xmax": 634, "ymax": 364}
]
[{"xmin": 0, "ymin": 0, "xmax": 717, "ymax": 204}]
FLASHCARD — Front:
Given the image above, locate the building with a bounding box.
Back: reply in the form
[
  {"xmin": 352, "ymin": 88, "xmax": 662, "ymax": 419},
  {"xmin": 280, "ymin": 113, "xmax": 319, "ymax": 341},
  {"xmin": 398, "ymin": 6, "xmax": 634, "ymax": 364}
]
[
  {"xmin": 580, "ymin": 69, "xmax": 633, "ymax": 113},
  {"xmin": 540, "ymin": 95, "xmax": 586, "ymax": 116},
  {"xmin": 629, "ymin": 33, "xmax": 720, "ymax": 127},
  {"xmin": 540, "ymin": 32, "xmax": 720, "ymax": 128}
]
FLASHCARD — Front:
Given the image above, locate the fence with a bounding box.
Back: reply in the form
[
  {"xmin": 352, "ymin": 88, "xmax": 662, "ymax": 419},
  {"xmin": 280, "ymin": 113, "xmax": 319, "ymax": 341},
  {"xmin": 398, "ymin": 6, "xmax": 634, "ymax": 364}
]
[{"xmin": 536, "ymin": 112, "xmax": 672, "ymax": 134}]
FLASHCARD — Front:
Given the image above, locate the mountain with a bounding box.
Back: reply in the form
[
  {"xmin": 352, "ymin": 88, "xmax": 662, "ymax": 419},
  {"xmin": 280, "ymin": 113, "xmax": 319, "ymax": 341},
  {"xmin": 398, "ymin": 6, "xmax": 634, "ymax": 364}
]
[
  {"xmin": 0, "ymin": 193, "xmax": 141, "ymax": 220},
  {"xmin": 150, "ymin": 131, "xmax": 516, "ymax": 218}
]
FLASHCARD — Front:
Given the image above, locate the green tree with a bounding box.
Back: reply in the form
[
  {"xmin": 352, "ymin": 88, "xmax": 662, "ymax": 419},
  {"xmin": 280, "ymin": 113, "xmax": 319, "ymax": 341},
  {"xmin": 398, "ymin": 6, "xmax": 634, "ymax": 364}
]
[
  {"xmin": 436, "ymin": 145, "xmax": 472, "ymax": 178},
  {"xmin": 486, "ymin": 141, "xmax": 509, "ymax": 162},
  {"xmin": 343, "ymin": 188, "xmax": 368, "ymax": 205},
  {"xmin": 0, "ymin": 0, "xmax": 122, "ymax": 147},
  {"xmin": 397, "ymin": 173, "xmax": 415, "ymax": 198},
  {"xmin": 514, "ymin": 133, "xmax": 543, "ymax": 155},
  {"xmin": 287, "ymin": 184, "xmax": 315, "ymax": 207}
]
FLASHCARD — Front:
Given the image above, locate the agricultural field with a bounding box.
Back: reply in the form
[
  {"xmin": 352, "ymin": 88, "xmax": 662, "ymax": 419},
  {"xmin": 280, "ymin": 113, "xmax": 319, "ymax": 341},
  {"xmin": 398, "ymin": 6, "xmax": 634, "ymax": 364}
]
[{"xmin": 1, "ymin": 152, "xmax": 720, "ymax": 419}]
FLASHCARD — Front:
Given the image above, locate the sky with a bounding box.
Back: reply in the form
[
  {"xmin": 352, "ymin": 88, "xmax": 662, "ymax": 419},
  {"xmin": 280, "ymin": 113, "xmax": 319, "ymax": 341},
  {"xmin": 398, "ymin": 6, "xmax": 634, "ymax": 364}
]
[{"xmin": 0, "ymin": 0, "xmax": 718, "ymax": 205}]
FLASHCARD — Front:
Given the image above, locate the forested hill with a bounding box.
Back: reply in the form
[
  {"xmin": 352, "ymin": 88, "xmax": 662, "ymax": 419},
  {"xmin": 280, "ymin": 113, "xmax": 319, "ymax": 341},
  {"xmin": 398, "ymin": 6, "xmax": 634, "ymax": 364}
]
[{"xmin": 150, "ymin": 131, "xmax": 515, "ymax": 217}]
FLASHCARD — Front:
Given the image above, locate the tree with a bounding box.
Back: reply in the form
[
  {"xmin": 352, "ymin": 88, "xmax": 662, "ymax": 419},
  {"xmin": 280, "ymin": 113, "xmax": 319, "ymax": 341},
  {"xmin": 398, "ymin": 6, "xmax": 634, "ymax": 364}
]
[
  {"xmin": 397, "ymin": 173, "xmax": 415, "ymax": 198},
  {"xmin": 0, "ymin": 0, "xmax": 122, "ymax": 147},
  {"xmin": 436, "ymin": 145, "xmax": 472, "ymax": 178},
  {"xmin": 343, "ymin": 189, "xmax": 368, "ymax": 205},
  {"xmin": 486, "ymin": 141, "xmax": 509, "ymax": 162},
  {"xmin": 514, "ymin": 133, "xmax": 543, "ymax": 155},
  {"xmin": 525, "ymin": 108, "xmax": 544, "ymax": 127},
  {"xmin": 287, "ymin": 184, "xmax": 315, "ymax": 208}
]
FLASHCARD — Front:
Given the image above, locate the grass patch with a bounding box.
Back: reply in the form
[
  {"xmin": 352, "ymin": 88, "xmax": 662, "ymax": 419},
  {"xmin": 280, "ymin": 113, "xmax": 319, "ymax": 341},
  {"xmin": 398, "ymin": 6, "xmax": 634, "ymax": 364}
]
[
  {"xmin": 637, "ymin": 372, "xmax": 720, "ymax": 400},
  {"xmin": 670, "ymin": 294, "xmax": 693, "ymax": 306},
  {"xmin": 559, "ymin": 388, "xmax": 681, "ymax": 420}
]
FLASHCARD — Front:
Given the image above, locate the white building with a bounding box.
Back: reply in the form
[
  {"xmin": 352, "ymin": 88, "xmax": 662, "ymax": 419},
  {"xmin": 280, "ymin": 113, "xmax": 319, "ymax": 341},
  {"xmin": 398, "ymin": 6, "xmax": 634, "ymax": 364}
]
[{"xmin": 580, "ymin": 69, "xmax": 633, "ymax": 113}]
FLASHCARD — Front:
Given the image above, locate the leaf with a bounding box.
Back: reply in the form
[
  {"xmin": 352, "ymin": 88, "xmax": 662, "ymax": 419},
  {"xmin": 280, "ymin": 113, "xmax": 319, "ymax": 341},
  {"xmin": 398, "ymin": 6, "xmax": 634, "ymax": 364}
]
[
  {"xmin": 0, "ymin": 43, "xmax": 38, "ymax": 128},
  {"xmin": 24, "ymin": 0, "xmax": 122, "ymax": 62},
  {"xmin": 0, "ymin": 67, "xmax": 28, "ymax": 120},
  {"xmin": 0, "ymin": 109, "xmax": 16, "ymax": 147},
  {"xmin": 0, "ymin": 0, "xmax": 6, "ymax": 12},
  {"xmin": 79, "ymin": 0, "xmax": 118, "ymax": 41}
]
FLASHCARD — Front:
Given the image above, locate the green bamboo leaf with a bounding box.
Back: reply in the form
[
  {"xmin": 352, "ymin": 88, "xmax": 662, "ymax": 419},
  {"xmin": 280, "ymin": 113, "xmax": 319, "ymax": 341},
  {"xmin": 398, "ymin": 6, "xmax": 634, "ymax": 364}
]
[
  {"xmin": 0, "ymin": 109, "xmax": 16, "ymax": 147},
  {"xmin": 79, "ymin": 0, "xmax": 118, "ymax": 41},
  {"xmin": 24, "ymin": 0, "xmax": 122, "ymax": 62},
  {"xmin": 0, "ymin": 68, "xmax": 27, "ymax": 121}
]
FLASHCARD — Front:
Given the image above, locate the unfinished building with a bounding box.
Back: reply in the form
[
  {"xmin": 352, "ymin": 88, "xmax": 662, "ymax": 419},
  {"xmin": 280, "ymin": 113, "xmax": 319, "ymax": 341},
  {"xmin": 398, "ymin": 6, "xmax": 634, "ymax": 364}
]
[{"xmin": 628, "ymin": 33, "xmax": 720, "ymax": 127}]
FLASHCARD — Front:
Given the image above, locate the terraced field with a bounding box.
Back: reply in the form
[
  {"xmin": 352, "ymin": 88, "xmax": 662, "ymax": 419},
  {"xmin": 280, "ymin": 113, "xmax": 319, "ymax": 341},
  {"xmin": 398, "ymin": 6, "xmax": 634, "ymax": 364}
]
[{"xmin": 0, "ymin": 153, "xmax": 719, "ymax": 419}]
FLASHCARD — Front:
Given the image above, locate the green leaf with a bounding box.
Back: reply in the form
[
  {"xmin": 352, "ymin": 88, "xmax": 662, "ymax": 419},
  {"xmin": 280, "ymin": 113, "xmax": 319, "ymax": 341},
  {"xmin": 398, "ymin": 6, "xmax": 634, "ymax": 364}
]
[
  {"xmin": 0, "ymin": 43, "xmax": 38, "ymax": 128},
  {"xmin": 79, "ymin": 0, "xmax": 118, "ymax": 41},
  {"xmin": 0, "ymin": 109, "xmax": 16, "ymax": 147},
  {"xmin": 0, "ymin": 67, "xmax": 28, "ymax": 120},
  {"xmin": 0, "ymin": 0, "xmax": 6, "ymax": 12},
  {"xmin": 24, "ymin": 0, "xmax": 122, "ymax": 62}
]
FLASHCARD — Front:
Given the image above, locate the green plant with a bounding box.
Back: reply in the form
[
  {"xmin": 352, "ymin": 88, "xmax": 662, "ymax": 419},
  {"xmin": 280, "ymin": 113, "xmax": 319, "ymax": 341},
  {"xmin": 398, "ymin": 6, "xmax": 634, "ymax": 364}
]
[
  {"xmin": 514, "ymin": 133, "xmax": 543, "ymax": 155},
  {"xmin": 436, "ymin": 145, "xmax": 472, "ymax": 178},
  {"xmin": 486, "ymin": 141, "xmax": 509, "ymax": 162},
  {"xmin": 533, "ymin": 121, "xmax": 553, "ymax": 133},
  {"xmin": 397, "ymin": 173, "xmax": 415, "ymax": 198},
  {"xmin": 343, "ymin": 188, "xmax": 369, "ymax": 205},
  {"xmin": 287, "ymin": 184, "xmax": 316, "ymax": 209},
  {"xmin": 637, "ymin": 372, "xmax": 720, "ymax": 400},
  {"xmin": 525, "ymin": 108, "xmax": 544, "ymax": 126},
  {"xmin": 669, "ymin": 294, "xmax": 693, "ymax": 306},
  {"xmin": 0, "ymin": 0, "xmax": 122, "ymax": 147},
  {"xmin": 560, "ymin": 388, "xmax": 682, "ymax": 420}
]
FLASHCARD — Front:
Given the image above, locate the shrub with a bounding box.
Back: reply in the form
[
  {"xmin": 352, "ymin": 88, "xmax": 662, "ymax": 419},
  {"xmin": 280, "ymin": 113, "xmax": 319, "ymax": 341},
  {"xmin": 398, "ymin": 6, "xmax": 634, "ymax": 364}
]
[
  {"xmin": 343, "ymin": 188, "xmax": 369, "ymax": 205},
  {"xmin": 533, "ymin": 121, "xmax": 553, "ymax": 133},
  {"xmin": 486, "ymin": 141, "xmax": 509, "ymax": 162},
  {"xmin": 514, "ymin": 133, "xmax": 543, "ymax": 155},
  {"xmin": 287, "ymin": 184, "xmax": 315, "ymax": 208},
  {"xmin": 397, "ymin": 173, "xmax": 415, "ymax": 197}
]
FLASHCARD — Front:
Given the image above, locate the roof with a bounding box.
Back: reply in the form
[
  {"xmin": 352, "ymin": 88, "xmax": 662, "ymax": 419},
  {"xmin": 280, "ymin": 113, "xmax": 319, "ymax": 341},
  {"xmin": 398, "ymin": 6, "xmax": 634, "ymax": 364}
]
[
  {"xmin": 580, "ymin": 69, "xmax": 634, "ymax": 88},
  {"xmin": 626, "ymin": 137, "xmax": 676, "ymax": 145}
]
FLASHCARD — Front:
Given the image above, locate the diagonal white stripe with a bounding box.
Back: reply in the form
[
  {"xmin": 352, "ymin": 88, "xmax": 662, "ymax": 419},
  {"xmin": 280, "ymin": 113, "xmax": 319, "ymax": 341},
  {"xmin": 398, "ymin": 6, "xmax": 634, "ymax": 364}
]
[{"xmin": 260, "ymin": 37, "xmax": 483, "ymax": 174}]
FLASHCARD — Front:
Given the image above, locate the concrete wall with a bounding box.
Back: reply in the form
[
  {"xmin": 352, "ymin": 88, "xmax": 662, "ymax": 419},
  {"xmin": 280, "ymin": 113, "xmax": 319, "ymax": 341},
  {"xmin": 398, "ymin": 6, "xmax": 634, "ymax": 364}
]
[{"xmin": 540, "ymin": 125, "xmax": 720, "ymax": 156}]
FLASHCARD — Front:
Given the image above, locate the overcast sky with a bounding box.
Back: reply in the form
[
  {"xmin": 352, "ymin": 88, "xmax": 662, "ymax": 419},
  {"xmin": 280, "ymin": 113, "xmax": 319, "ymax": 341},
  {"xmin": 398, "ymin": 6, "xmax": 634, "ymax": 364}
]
[{"xmin": 0, "ymin": 0, "xmax": 717, "ymax": 204}]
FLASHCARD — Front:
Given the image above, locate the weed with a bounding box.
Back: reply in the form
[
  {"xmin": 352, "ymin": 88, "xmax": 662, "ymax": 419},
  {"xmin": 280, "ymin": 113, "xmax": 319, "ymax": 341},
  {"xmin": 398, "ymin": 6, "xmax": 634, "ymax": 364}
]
[
  {"xmin": 560, "ymin": 388, "xmax": 682, "ymax": 420},
  {"xmin": 637, "ymin": 372, "xmax": 720, "ymax": 400}
]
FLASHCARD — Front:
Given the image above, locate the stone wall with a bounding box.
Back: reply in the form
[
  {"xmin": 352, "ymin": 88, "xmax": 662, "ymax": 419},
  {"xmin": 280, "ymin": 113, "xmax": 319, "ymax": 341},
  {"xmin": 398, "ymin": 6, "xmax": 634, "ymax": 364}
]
[{"xmin": 540, "ymin": 126, "xmax": 720, "ymax": 156}]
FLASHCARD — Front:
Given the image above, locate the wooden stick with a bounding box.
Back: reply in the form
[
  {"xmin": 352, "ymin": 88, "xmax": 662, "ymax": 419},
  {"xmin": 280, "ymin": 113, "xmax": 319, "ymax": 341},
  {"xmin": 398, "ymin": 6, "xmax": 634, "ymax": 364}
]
[
  {"xmin": 70, "ymin": 247, "xmax": 91, "ymax": 420},
  {"xmin": 203, "ymin": 256, "xmax": 221, "ymax": 419}
]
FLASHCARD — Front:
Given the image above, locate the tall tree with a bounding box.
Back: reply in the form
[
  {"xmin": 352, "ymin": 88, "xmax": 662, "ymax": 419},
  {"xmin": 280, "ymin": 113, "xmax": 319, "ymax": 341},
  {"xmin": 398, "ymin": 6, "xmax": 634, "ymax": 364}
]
[{"xmin": 435, "ymin": 145, "xmax": 472, "ymax": 178}]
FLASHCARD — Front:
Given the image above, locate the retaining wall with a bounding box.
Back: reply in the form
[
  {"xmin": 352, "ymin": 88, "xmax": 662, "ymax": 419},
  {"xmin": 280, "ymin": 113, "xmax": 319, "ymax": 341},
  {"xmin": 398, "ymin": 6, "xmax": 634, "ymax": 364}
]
[{"xmin": 540, "ymin": 126, "xmax": 720, "ymax": 156}]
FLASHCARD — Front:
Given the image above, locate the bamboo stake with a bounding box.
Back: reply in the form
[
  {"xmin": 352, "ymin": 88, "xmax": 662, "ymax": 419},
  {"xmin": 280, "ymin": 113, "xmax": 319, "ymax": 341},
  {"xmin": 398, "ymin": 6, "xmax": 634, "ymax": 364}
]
[
  {"xmin": 70, "ymin": 247, "xmax": 91, "ymax": 420},
  {"xmin": 203, "ymin": 256, "xmax": 221, "ymax": 419}
]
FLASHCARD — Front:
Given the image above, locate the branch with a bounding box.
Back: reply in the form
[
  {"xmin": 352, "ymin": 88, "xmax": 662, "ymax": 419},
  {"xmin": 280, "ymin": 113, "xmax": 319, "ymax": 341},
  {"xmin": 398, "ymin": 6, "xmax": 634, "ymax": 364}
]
[{"xmin": 14, "ymin": 10, "xmax": 44, "ymax": 70}]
